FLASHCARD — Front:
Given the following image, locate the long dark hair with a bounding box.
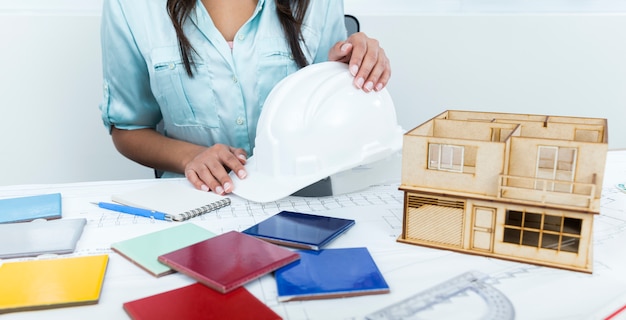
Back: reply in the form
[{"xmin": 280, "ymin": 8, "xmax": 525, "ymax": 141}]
[{"xmin": 166, "ymin": 0, "xmax": 311, "ymax": 77}]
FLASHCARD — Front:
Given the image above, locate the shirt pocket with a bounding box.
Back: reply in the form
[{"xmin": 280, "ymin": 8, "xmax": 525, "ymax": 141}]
[
  {"xmin": 256, "ymin": 37, "xmax": 299, "ymax": 103},
  {"xmin": 150, "ymin": 46, "xmax": 219, "ymax": 128},
  {"xmin": 255, "ymin": 28, "xmax": 322, "ymax": 104}
]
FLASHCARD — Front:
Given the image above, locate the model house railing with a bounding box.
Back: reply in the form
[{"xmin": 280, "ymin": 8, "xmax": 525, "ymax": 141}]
[{"xmin": 498, "ymin": 175, "xmax": 596, "ymax": 210}]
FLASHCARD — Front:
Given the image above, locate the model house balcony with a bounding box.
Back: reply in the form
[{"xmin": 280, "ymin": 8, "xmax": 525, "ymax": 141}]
[{"xmin": 498, "ymin": 174, "xmax": 598, "ymax": 211}]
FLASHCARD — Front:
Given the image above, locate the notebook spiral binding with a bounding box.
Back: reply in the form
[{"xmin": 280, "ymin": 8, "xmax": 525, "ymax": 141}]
[{"xmin": 171, "ymin": 198, "xmax": 231, "ymax": 222}]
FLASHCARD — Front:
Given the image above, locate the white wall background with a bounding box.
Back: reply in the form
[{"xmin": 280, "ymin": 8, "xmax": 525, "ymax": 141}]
[
  {"xmin": 1, "ymin": 0, "xmax": 625, "ymax": 186},
  {"xmin": 345, "ymin": 0, "xmax": 626, "ymax": 145},
  {"xmin": 0, "ymin": 0, "xmax": 154, "ymax": 186}
]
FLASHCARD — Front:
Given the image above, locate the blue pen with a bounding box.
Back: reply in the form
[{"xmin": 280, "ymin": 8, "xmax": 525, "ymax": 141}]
[{"xmin": 91, "ymin": 202, "xmax": 170, "ymax": 221}]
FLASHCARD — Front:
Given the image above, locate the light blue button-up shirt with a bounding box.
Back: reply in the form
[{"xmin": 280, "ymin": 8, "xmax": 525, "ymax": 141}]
[{"xmin": 99, "ymin": 0, "xmax": 347, "ymax": 177}]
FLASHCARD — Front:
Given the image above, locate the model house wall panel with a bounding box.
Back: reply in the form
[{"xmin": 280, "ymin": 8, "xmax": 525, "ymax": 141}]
[
  {"xmin": 432, "ymin": 119, "xmax": 490, "ymax": 141},
  {"xmin": 447, "ymin": 110, "xmax": 547, "ymax": 123},
  {"xmin": 506, "ymin": 138, "xmax": 539, "ymax": 179},
  {"xmin": 406, "ymin": 120, "xmax": 434, "ymax": 137},
  {"xmin": 548, "ymin": 116, "xmax": 607, "ymax": 126},
  {"xmin": 509, "ymin": 137, "xmax": 607, "ymax": 185},
  {"xmin": 574, "ymin": 143, "xmax": 608, "ymax": 201},
  {"xmin": 493, "ymin": 240, "xmax": 589, "ymax": 269},
  {"xmin": 402, "ymin": 138, "xmax": 506, "ymax": 196},
  {"xmin": 432, "ymin": 119, "xmax": 519, "ymax": 142},
  {"xmin": 505, "ymin": 137, "xmax": 605, "ymax": 211},
  {"xmin": 400, "ymin": 135, "xmax": 428, "ymax": 186},
  {"xmin": 515, "ymin": 122, "xmax": 606, "ymax": 143}
]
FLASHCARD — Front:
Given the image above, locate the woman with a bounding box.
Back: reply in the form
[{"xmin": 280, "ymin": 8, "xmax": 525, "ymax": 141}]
[{"xmin": 100, "ymin": 0, "xmax": 391, "ymax": 196}]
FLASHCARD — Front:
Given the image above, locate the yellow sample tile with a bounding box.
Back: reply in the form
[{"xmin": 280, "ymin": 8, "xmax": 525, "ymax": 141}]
[{"xmin": 0, "ymin": 254, "xmax": 109, "ymax": 314}]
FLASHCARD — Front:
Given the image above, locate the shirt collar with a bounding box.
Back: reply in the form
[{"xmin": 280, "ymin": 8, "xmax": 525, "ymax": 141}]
[{"xmin": 190, "ymin": 0, "xmax": 265, "ymax": 52}]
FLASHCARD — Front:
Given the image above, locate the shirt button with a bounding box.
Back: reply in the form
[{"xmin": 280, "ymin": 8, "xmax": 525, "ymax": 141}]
[
  {"xmin": 236, "ymin": 117, "xmax": 245, "ymax": 125},
  {"xmin": 232, "ymin": 76, "xmax": 238, "ymax": 83},
  {"xmin": 238, "ymin": 34, "xmax": 245, "ymax": 41},
  {"xmin": 168, "ymin": 63, "xmax": 175, "ymax": 70}
]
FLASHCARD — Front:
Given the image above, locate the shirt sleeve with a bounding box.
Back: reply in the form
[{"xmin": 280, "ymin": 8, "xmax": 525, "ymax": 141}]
[
  {"xmin": 311, "ymin": 0, "xmax": 348, "ymax": 64},
  {"xmin": 99, "ymin": 0, "xmax": 162, "ymax": 132}
]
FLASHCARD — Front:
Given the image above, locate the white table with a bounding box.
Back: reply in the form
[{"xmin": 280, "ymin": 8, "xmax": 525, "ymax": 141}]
[{"xmin": 1, "ymin": 150, "xmax": 625, "ymax": 320}]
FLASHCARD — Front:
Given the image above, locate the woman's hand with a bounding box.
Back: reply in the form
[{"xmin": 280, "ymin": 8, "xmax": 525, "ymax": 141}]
[
  {"xmin": 184, "ymin": 144, "xmax": 248, "ymax": 195},
  {"xmin": 328, "ymin": 32, "xmax": 391, "ymax": 92},
  {"xmin": 110, "ymin": 127, "xmax": 248, "ymax": 195}
]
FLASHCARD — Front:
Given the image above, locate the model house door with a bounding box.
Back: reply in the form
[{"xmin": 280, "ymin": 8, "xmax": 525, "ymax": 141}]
[{"xmin": 472, "ymin": 207, "xmax": 496, "ymax": 251}]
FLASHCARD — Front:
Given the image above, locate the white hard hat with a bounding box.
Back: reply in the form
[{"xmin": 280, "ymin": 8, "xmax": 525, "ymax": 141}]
[{"xmin": 231, "ymin": 61, "xmax": 404, "ymax": 203}]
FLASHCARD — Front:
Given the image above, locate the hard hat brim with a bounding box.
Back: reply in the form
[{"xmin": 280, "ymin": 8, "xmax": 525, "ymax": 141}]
[
  {"xmin": 230, "ymin": 148, "xmax": 403, "ymax": 203},
  {"xmin": 230, "ymin": 155, "xmax": 335, "ymax": 203}
]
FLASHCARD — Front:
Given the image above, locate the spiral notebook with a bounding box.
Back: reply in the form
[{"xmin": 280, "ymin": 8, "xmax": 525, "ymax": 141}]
[{"xmin": 111, "ymin": 181, "xmax": 230, "ymax": 222}]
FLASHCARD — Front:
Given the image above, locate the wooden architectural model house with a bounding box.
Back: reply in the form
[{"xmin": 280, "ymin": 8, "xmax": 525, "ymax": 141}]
[{"xmin": 398, "ymin": 110, "xmax": 608, "ymax": 273}]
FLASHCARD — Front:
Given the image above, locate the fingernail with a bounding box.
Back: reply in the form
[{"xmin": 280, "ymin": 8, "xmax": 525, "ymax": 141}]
[
  {"xmin": 340, "ymin": 43, "xmax": 350, "ymax": 52},
  {"xmin": 201, "ymin": 184, "xmax": 209, "ymax": 192},
  {"xmin": 375, "ymin": 83, "xmax": 384, "ymax": 91},
  {"xmin": 350, "ymin": 64, "xmax": 359, "ymax": 76},
  {"xmin": 238, "ymin": 169, "xmax": 247, "ymax": 179},
  {"xmin": 237, "ymin": 154, "xmax": 246, "ymax": 160},
  {"xmin": 215, "ymin": 186, "xmax": 224, "ymax": 195},
  {"xmin": 355, "ymin": 77, "xmax": 364, "ymax": 89},
  {"xmin": 223, "ymin": 182, "xmax": 232, "ymax": 193},
  {"xmin": 364, "ymin": 81, "xmax": 374, "ymax": 92}
]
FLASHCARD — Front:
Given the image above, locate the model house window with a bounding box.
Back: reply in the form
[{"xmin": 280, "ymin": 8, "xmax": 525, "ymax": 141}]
[
  {"xmin": 535, "ymin": 146, "xmax": 577, "ymax": 192},
  {"xmin": 502, "ymin": 210, "xmax": 582, "ymax": 253},
  {"xmin": 428, "ymin": 143, "xmax": 464, "ymax": 172}
]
